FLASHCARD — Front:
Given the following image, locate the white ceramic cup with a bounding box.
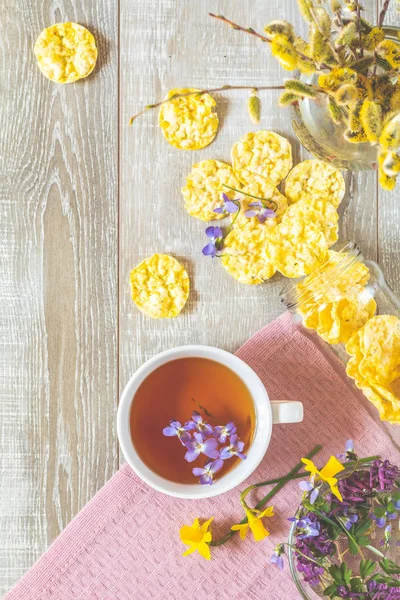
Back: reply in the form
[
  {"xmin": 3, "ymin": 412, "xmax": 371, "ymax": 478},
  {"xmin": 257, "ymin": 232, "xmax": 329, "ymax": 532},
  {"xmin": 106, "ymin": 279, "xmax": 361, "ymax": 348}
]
[{"xmin": 118, "ymin": 345, "xmax": 303, "ymax": 499}]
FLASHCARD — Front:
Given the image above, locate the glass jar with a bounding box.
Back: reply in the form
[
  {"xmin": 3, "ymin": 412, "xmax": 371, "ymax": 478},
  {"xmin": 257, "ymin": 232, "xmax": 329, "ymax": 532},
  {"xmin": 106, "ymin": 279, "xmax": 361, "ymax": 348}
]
[
  {"xmin": 290, "ymin": 26, "xmax": 400, "ymax": 171},
  {"xmin": 287, "ymin": 461, "xmax": 400, "ymax": 600},
  {"xmin": 280, "ymin": 241, "xmax": 400, "ymax": 365}
]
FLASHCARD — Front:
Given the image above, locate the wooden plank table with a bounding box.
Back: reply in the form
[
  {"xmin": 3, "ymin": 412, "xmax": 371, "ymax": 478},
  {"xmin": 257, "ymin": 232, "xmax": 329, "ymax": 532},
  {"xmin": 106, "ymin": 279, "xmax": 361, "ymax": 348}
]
[{"xmin": 0, "ymin": 0, "xmax": 398, "ymax": 594}]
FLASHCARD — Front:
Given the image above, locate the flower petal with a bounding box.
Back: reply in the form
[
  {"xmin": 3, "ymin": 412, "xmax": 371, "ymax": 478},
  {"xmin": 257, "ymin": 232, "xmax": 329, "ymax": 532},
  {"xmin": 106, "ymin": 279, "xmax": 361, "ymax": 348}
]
[
  {"xmin": 185, "ymin": 448, "xmax": 200, "ymax": 463},
  {"xmin": 197, "ymin": 542, "xmax": 211, "ymax": 560},
  {"xmin": 310, "ymin": 487, "xmax": 320, "ymax": 504},
  {"xmin": 202, "ymin": 242, "xmax": 216, "ymax": 257},
  {"xmin": 244, "ymin": 209, "xmax": 258, "ymax": 218},
  {"xmin": 320, "ymin": 456, "xmax": 345, "ymax": 480},
  {"xmin": 209, "ymin": 459, "xmax": 224, "ymax": 474},
  {"xmin": 299, "ymin": 481, "xmax": 314, "ymax": 491},
  {"xmin": 249, "ymin": 518, "xmax": 270, "ymax": 542},
  {"xmin": 225, "ymin": 200, "xmax": 239, "ymax": 213},
  {"xmin": 192, "ymin": 467, "xmax": 205, "ymax": 476},
  {"xmin": 231, "ymin": 523, "xmax": 249, "ymax": 540},
  {"xmin": 200, "ymin": 517, "xmax": 214, "ymax": 533},
  {"xmin": 205, "ymin": 226, "xmax": 217, "ymax": 238},
  {"xmin": 213, "ymin": 206, "xmax": 224, "ymax": 214},
  {"xmin": 220, "ymin": 447, "xmax": 233, "ymax": 460},
  {"xmin": 163, "ymin": 426, "xmax": 178, "ymax": 436}
]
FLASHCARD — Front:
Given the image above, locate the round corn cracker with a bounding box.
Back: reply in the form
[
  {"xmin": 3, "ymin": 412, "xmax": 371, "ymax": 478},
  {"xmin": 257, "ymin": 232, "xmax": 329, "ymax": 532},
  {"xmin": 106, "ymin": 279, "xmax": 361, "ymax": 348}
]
[
  {"xmin": 230, "ymin": 179, "xmax": 288, "ymax": 228},
  {"xmin": 231, "ymin": 131, "xmax": 293, "ymax": 186},
  {"xmin": 221, "ymin": 223, "xmax": 276, "ymax": 285},
  {"xmin": 281, "ymin": 199, "xmax": 339, "ymax": 247},
  {"xmin": 130, "ymin": 254, "xmax": 189, "ymax": 319},
  {"xmin": 158, "ymin": 88, "xmax": 219, "ymax": 150},
  {"xmin": 284, "ymin": 160, "xmax": 345, "ymax": 208},
  {"xmin": 34, "ymin": 22, "xmax": 97, "ymax": 84},
  {"xmin": 181, "ymin": 160, "xmax": 241, "ymax": 221},
  {"xmin": 266, "ymin": 219, "xmax": 328, "ymax": 278}
]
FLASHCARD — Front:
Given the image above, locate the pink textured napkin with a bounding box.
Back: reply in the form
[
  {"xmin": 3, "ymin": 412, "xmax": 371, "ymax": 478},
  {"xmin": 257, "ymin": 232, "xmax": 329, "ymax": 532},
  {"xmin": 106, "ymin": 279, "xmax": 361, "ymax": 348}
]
[{"xmin": 6, "ymin": 313, "xmax": 400, "ymax": 600}]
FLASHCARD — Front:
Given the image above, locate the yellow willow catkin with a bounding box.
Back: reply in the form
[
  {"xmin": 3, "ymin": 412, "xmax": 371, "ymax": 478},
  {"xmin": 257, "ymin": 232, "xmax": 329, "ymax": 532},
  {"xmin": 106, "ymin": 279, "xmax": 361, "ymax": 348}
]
[
  {"xmin": 284, "ymin": 79, "xmax": 318, "ymax": 98},
  {"xmin": 247, "ymin": 91, "xmax": 261, "ymax": 124},
  {"xmin": 297, "ymin": 0, "xmax": 313, "ymax": 23},
  {"xmin": 310, "ymin": 27, "xmax": 332, "ymax": 64},
  {"xmin": 378, "ymin": 40, "xmax": 400, "ymax": 69},
  {"xmin": 279, "ymin": 91, "xmax": 299, "ymax": 106},
  {"xmin": 379, "ymin": 113, "xmax": 400, "ymax": 150},
  {"xmin": 334, "ymin": 83, "xmax": 358, "ymax": 106},
  {"xmin": 378, "ymin": 155, "xmax": 397, "ymax": 190},
  {"xmin": 264, "ymin": 20, "xmax": 294, "ymax": 42},
  {"xmin": 335, "ymin": 21, "xmax": 358, "ymax": 46},
  {"xmin": 314, "ymin": 7, "xmax": 332, "ymax": 37},
  {"xmin": 355, "ymin": 74, "xmax": 372, "ymax": 101},
  {"xmin": 271, "ymin": 35, "xmax": 298, "ymax": 70},
  {"xmin": 382, "ymin": 150, "xmax": 400, "ymax": 176},
  {"xmin": 297, "ymin": 55, "xmax": 318, "ymax": 74},
  {"xmin": 364, "ymin": 27, "xmax": 385, "ymax": 51},
  {"xmin": 327, "ymin": 96, "xmax": 343, "ymax": 124},
  {"xmin": 360, "ymin": 100, "xmax": 383, "ymax": 142}
]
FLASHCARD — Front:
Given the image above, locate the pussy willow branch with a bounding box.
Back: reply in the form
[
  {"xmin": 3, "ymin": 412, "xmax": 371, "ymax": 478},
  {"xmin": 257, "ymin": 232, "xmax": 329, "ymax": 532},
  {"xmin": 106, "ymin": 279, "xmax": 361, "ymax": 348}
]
[
  {"xmin": 128, "ymin": 85, "xmax": 280, "ymax": 124},
  {"xmin": 355, "ymin": 0, "xmax": 364, "ymax": 58},
  {"xmin": 379, "ymin": 0, "xmax": 392, "ymax": 28},
  {"xmin": 209, "ymin": 13, "xmax": 332, "ymax": 70},
  {"xmin": 308, "ymin": 4, "xmax": 342, "ymax": 64}
]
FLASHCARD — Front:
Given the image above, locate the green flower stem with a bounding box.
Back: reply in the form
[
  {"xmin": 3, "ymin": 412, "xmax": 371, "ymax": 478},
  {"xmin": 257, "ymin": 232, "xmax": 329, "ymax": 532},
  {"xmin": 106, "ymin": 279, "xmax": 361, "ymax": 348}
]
[
  {"xmin": 210, "ymin": 444, "xmax": 322, "ymax": 547},
  {"xmin": 222, "ymin": 184, "xmax": 278, "ymax": 211},
  {"xmin": 281, "ymin": 542, "xmax": 328, "ymax": 570}
]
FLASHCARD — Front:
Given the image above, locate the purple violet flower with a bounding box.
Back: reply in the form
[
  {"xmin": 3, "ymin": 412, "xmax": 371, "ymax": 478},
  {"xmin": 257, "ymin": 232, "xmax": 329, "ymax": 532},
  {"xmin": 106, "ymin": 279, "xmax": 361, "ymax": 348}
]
[
  {"xmin": 213, "ymin": 193, "xmax": 240, "ymax": 215},
  {"xmin": 219, "ymin": 434, "xmax": 247, "ymax": 460},
  {"xmin": 162, "ymin": 420, "xmax": 192, "ymax": 445},
  {"xmin": 337, "ymin": 439, "xmax": 354, "ymax": 461},
  {"xmin": 184, "ymin": 411, "xmax": 213, "ymax": 437},
  {"xmin": 288, "ymin": 516, "xmax": 320, "ymax": 539},
  {"xmin": 270, "ymin": 551, "xmax": 285, "ymax": 570},
  {"xmin": 370, "ymin": 459, "xmax": 400, "ymax": 492},
  {"xmin": 202, "ymin": 226, "xmax": 223, "ymax": 258},
  {"xmin": 193, "ymin": 458, "xmax": 224, "ymax": 485},
  {"xmin": 371, "ymin": 510, "xmax": 398, "ymax": 528},
  {"xmin": 213, "ymin": 422, "xmax": 237, "ymax": 444},
  {"xmin": 184, "ymin": 432, "xmax": 220, "ymax": 463},
  {"xmin": 342, "ymin": 512, "xmax": 358, "ymax": 530},
  {"xmin": 244, "ymin": 200, "xmax": 276, "ymax": 223},
  {"xmin": 394, "ymin": 498, "xmax": 400, "ymax": 510},
  {"xmin": 299, "ymin": 480, "xmax": 319, "ymax": 504}
]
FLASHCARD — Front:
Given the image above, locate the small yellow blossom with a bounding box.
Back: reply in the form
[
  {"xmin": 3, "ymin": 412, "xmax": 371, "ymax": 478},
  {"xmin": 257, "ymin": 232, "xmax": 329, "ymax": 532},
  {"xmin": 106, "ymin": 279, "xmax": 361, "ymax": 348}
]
[
  {"xmin": 180, "ymin": 517, "xmax": 213, "ymax": 560},
  {"xmin": 302, "ymin": 456, "xmax": 345, "ymax": 502},
  {"xmin": 231, "ymin": 506, "xmax": 274, "ymax": 542}
]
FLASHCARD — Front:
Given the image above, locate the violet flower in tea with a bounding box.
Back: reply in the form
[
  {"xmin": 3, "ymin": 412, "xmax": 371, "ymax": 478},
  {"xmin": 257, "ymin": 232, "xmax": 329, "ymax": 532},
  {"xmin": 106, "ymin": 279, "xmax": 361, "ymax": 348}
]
[
  {"xmin": 162, "ymin": 408, "xmax": 247, "ymax": 484},
  {"xmin": 184, "ymin": 432, "xmax": 220, "ymax": 463},
  {"xmin": 220, "ymin": 434, "xmax": 247, "ymax": 461},
  {"xmin": 193, "ymin": 459, "xmax": 224, "ymax": 485},
  {"xmin": 162, "ymin": 420, "xmax": 192, "ymax": 445}
]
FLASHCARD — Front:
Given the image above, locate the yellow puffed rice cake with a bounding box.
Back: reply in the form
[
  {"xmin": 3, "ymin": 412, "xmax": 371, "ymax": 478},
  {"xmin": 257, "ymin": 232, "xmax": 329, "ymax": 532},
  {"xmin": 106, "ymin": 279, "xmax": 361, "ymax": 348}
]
[
  {"xmin": 34, "ymin": 22, "xmax": 97, "ymax": 84},
  {"xmin": 284, "ymin": 160, "xmax": 345, "ymax": 208},
  {"xmin": 281, "ymin": 199, "xmax": 339, "ymax": 247},
  {"xmin": 231, "ymin": 131, "xmax": 293, "ymax": 186},
  {"xmin": 230, "ymin": 179, "xmax": 288, "ymax": 228},
  {"xmin": 345, "ymin": 316, "xmax": 400, "ymax": 422},
  {"xmin": 221, "ymin": 222, "xmax": 276, "ymax": 285},
  {"xmin": 130, "ymin": 254, "xmax": 189, "ymax": 319},
  {"xmin": 158, "ymin": 88, "xmax": 219, "ymax": 150},
  {"xmin": 295, "ymin": 251, "xmax": 376, "ymax": 344},
  {"xmin": 181, "ymin": 160, "xmax": 241, "ymax": 221},
  {"xmin": 266, "ymin": 219, "xmax": 328, "ymax": 278}
]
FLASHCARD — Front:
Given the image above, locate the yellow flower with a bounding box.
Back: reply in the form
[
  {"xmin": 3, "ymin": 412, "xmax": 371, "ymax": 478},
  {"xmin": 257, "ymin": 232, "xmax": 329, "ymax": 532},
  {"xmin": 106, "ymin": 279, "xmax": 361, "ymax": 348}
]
[
  {"xmin": 302, "ymin": 456, "xmax": 345, "ymax": 502},
  {"xmin": 231, "ymin": 506, "xmax": 274, "ymax": 542},
  {"xmin": 180, "ymin": 517, "xmax": 213, "ymax": 560}
]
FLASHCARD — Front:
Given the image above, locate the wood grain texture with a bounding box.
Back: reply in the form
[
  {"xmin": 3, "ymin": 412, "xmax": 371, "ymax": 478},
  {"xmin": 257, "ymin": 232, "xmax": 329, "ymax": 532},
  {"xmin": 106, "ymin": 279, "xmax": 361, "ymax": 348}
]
[
  {"xmin": 0, "ymin": 1, "xmax": 118, "ymax": 595},
  {"xmin": 2, "ymin": 0, "xmax": 398, "ymax": 596}
]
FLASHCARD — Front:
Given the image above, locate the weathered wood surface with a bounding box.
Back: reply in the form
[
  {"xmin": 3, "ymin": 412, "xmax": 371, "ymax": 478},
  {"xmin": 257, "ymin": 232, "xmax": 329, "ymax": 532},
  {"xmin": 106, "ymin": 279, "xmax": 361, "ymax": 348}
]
[
  {"xmin": 1, "ymin": 0, "xmax": 399, "ymax": 595},
  {"xmin": 0, "ymin": 1, "xmax": 118, "ymax": 595}
]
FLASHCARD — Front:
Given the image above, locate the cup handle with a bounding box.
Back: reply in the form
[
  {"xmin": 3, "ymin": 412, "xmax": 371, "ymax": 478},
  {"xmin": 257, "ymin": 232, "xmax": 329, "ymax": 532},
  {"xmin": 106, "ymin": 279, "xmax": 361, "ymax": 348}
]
[{"xmin": 271, "ymin": 401, "xmax": 304, "ymax": 425}]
